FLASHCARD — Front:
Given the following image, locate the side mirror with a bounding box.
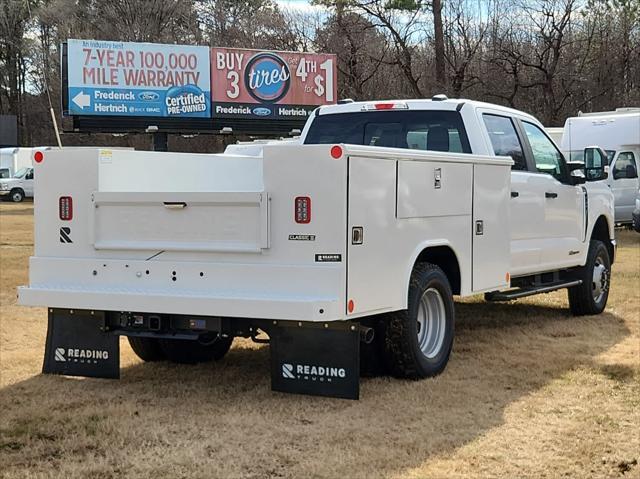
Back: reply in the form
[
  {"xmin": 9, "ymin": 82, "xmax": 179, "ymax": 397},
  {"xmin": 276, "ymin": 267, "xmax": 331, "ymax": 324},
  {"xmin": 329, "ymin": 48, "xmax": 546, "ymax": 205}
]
[
  {"xmin": 583, "ymin": 147, "xmax": 607, "ymax": 181},
  {"xmin": 570, "ymin": 169, "xmax": 586, "ymax": 185}
]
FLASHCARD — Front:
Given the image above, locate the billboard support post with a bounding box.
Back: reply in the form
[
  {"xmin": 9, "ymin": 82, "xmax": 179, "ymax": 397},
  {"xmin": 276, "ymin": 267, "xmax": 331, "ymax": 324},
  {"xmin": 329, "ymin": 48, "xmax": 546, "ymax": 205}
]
[{"xmin": 152, "ymin": 132, "xmax": 168, "ymax": 152}]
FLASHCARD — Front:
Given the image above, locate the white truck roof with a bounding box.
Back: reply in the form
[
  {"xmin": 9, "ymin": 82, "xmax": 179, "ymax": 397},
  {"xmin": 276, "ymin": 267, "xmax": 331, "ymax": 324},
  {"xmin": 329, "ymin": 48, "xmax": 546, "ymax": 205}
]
[{"xmin": 313, "ymin": 98, "xmax": 538, "ymax": 122}]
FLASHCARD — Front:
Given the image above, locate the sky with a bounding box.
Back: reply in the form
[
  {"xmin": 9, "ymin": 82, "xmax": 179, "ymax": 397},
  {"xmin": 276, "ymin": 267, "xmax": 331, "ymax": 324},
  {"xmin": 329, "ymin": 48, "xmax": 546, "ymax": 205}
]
[{"xmin": 275, "ymin": 0, "xmax": 325, "ymax": 13}]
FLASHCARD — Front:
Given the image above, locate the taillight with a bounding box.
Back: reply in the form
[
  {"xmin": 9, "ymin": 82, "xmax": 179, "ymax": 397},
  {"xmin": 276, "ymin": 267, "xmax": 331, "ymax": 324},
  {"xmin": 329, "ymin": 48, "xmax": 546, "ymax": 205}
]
[
  {"xmin": 295, "ymin": 196, "xmax": 311, "ymax": 224},
  {"xmin": 34, "ymin": 151, "xmax": 44, "ymax": 163},
  {"xmin": 59, "ymin": 196, "xmax": 73, "ymax": 220}
]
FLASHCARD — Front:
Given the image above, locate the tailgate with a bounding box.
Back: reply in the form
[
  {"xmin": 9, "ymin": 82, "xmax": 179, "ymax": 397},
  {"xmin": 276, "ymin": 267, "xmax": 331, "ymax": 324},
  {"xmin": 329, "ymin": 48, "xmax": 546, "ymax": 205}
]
[{"xmin": 92, "ymin": 191, "xmax": 269, "ymax": 253}]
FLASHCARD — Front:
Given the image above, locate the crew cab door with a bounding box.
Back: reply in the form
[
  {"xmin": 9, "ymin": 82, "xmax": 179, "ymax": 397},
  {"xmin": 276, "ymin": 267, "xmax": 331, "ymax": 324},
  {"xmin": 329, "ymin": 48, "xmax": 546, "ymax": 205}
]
[
  {"xmin": 609, "ymin": 150, "xmax": 639, "ymax": 223},
  {"xmin": 519, "ymin": 121, "xmax": 584, "ymax": 271},
  {"xmin": 480, "ymin": 112, "xmax": 544, "ymax": 276}
]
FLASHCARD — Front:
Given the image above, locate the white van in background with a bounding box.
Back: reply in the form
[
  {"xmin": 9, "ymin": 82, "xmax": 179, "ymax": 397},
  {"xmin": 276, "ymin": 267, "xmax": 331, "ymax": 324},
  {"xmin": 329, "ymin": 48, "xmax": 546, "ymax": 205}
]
[
  {"xmin": 545, "ymin": 127, "xmax": 564, "ymax": 145},
  {"xmin": 0, "ymin": 147, "xmax": 37, "ymax": 178},
  {"xmin": 0, "ymin": 167, "xmax": 34, "ymax": 202},
  {"xmin": 561, "ymin": 109, "xmax": 640, "ymax": 224}
]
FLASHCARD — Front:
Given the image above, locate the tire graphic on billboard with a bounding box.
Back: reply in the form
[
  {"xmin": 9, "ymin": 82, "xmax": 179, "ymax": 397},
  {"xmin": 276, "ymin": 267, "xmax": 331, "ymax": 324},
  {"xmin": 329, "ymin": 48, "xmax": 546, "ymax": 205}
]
[{"xmin": 244, "ymin": 53, "xmax": 291, "ymax": 103}]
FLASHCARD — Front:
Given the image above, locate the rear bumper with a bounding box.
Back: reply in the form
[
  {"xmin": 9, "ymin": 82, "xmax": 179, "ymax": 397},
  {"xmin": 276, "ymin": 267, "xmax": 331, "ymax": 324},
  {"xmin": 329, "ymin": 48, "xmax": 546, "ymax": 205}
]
[
  {"xmin": 18, "ymin": 257, "xmax": 345, "ymax": 322},
  {"xmin": 18, "ymin": 286, "xmax": 341, "ymax": 321}
]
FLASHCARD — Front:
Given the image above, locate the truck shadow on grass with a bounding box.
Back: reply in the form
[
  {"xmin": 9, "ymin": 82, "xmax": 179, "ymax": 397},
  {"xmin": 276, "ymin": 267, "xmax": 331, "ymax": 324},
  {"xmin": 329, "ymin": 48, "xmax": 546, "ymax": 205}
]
[{"xmin": 0, "ymin": 301, "xmax": 631, "ymax": 478}]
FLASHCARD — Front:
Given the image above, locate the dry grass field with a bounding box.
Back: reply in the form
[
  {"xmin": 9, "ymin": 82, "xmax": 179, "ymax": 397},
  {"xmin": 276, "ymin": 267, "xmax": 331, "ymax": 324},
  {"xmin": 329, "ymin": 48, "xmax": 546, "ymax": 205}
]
[{"xmin": 0, "ymin": 201, "xmax": 638, "ymax": 478}]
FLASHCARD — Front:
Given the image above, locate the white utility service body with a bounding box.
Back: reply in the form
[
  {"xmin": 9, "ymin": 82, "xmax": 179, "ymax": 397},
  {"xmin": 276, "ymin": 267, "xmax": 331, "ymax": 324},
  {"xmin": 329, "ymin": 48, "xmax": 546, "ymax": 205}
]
[
  {"xmin": 19, "ymin": 98, "xmax": 615, "ymax": 399},
  {"xmin": 19, "ymin": 144, "xmax": 510, "ymax": 321}
]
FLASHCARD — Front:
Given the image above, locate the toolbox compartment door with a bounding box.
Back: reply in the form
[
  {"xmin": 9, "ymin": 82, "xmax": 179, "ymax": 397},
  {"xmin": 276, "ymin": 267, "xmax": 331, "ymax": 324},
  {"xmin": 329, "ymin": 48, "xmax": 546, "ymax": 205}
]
[
  {"xmin": 472, "ymin": 163, "xmax": 510, "ymax": 291},
  {"xmin": 90, "ymin": 191, "xmax": 269, "ymax": 253}
]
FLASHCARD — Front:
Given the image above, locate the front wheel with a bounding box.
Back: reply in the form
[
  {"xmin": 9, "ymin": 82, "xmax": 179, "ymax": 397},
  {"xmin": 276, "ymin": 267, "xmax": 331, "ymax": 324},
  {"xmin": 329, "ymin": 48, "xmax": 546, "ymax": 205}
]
[
  {"xmin": 568, "ymin": 240, "xmax": 611, "ymax": 316},
  {"xmin": 10, "ymin": 189, "xmax": 24, "ymax": 203},
  {"xmin": 384, "ymin": 263, "xmax": 455, "ymax": 379}
]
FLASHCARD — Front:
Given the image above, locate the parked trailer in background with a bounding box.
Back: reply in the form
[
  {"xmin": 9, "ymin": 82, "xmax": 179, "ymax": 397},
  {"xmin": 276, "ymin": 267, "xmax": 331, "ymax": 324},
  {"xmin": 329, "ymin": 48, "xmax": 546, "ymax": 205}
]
[
  {"xmin": 561, "ymin": 109, "xmax": 640, "ymax": 224},
  {"xmin": 18, "ymin": 98, "xmax": 615, "ymax": 399}
]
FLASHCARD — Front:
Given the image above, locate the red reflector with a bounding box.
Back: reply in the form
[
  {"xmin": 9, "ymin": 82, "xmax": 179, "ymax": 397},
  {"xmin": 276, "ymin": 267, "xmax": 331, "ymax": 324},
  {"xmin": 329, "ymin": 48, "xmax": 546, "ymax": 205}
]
[
  {"xmin": 374, "ymin": 103, "xmax": 395, "ymax": 110},
  {"xmin": 34, "ymin": 151, "xmax": 44, "ymax": 163},
  {"xmin": 59, "ymin": 196, "xmax": 73, "ymax": 220},
  {"xmin": 295, "ymin": 196, "xmax": 311, "ymax": 224},
  {"xmin": 330, "ymin": 145, "xmax": 343, "ymax": 159},
  {"xmin": 348, "ymin": 299, "xmax": 355, "ymax": 313}
]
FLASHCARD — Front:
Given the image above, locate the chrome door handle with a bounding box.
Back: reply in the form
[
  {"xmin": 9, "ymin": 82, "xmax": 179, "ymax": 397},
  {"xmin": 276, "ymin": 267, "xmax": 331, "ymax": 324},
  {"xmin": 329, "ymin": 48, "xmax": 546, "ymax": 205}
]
[{"xmin": 163, "ymin": 202, "xmax": 187, "ymax": 209}]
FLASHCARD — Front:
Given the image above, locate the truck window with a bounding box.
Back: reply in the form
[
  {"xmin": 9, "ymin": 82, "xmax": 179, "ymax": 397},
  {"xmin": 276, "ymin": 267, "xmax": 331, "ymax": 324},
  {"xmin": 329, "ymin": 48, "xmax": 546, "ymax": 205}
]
[
  {"xmin": 613, "ymin": 152, "xmax": 637, "ymax": 179},
  {"xmin": 364, "ymin": 122, "xmax": 403, "ymax": 148},
  {"xmin": 304, "ymin": 110, "xmax": 471, "ymax": 154},
  {"xmin": 522, "ymin": 121, "xmax": 566, "ymax": 180},
  {"xmin": 0, "ymin": 168, "xmax": 9, "ymax": 179},
  {"xmin": 12, "ymin": 167, "xmax": 29, "ymax": 179},
  {"xmin": 482, "ymin": 114, "xmax": 527, "ymax": 170}
]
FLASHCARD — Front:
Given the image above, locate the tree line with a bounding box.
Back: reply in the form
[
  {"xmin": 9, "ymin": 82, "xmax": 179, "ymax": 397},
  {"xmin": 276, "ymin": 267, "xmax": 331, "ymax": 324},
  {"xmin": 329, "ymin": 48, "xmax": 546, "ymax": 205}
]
[{"xmin": 1, "ymin": 0, "xmax": 638, "ymax": 148}]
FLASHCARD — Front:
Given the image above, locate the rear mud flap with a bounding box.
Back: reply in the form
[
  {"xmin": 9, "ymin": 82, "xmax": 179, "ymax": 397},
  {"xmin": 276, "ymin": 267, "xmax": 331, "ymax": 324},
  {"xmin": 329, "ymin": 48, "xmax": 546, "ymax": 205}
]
[
  {"xmin": 270, "ymin": 322, "xmax": 360, "ymax": 400},
  {"xmin": 42, "ymin": 309, "xmax": 120, "ymax": 379}
]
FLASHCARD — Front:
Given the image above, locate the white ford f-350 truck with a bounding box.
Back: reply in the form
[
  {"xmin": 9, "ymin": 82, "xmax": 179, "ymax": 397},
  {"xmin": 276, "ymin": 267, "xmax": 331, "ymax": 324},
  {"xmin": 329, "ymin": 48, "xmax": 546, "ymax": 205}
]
[{"xmin": 18, "ymin": 97, "xmax": 614, "ymax": 399}]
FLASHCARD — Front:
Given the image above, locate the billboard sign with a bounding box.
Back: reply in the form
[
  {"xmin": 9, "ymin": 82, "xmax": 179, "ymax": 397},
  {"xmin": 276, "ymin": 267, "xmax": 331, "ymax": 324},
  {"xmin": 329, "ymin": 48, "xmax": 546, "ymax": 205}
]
[
  {"xmin": 211, "ymin": 48, "xmax": 337, "ymax": 121},
  {"xmin": 67, "ymin": 39, "xmax": 211, "ymax": 118}
]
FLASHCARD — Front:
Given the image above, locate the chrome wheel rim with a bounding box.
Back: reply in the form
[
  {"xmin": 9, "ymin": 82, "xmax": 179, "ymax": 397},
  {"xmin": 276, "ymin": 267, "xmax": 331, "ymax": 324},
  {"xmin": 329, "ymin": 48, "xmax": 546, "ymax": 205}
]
[
  {"xmin": 592, "ymin": 254, "xmax": 609, "ymax": 304},
  {"xmin": 416, "ymin": 287, "xmax": 446, "ymax": 359}
]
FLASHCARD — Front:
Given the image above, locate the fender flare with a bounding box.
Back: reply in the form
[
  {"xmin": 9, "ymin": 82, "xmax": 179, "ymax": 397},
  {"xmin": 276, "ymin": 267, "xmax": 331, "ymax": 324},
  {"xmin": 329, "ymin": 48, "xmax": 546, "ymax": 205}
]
[{"xmin": 402, "ymin": 240, "xmax": 463, "ymax": 308}]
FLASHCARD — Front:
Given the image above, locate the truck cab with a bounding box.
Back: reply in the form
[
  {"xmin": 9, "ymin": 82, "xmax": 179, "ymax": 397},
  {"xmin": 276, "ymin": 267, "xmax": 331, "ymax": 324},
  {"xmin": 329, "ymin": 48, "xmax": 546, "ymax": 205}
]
[{"xmin": 0, "ymin": 167, "xmax": 34, "ymax": 202}]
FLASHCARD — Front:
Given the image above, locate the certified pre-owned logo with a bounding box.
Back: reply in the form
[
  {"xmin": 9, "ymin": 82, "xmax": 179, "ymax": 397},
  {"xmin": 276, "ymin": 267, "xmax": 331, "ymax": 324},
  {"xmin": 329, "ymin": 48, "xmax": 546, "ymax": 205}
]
[{"xmin": 245, "ymin": 53, "xmax": 290, "ymax": 103}]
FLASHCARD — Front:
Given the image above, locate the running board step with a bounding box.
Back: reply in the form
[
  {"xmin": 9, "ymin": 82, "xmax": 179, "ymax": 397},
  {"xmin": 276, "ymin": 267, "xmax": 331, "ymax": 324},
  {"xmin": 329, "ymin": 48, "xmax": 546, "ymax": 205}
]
[{"xmin": 485, "ymin": 280, "xmax": 582, "ymax": 301}]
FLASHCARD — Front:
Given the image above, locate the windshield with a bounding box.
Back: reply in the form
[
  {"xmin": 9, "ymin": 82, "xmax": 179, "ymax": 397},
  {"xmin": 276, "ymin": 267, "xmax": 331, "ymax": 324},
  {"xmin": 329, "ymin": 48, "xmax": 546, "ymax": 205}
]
[
  {"xmin": 605, "ymin": 150, "xmax": 615, "ymax": 164},
  {"xmin": 304, "ymin": 110, "xmax": 472, "ymax": 154},
  {"xmin": 12, "ymin": 167, "xmax": 29, "ymax": 178}
]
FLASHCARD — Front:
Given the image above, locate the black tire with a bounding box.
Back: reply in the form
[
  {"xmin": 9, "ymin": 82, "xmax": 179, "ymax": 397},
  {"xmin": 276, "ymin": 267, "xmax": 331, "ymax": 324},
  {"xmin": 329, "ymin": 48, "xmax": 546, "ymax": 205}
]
[
  {"xmin": 568, "ymin": 240, "xmax": 611, "ymax": 316},
  {"xmin": 384, "ymin": 263, "xmax": 455, "ymax": 379},
  {"xmin": 127, "ymin": 336, "xmax": 165, "ymax": 362},
  {"xmin": 10, "ymin": 189, "xmax": 24, "ymax": 203},
  {"xmin": 159, "ymin": 335, "xmax": 233, "ymax": 364}
]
